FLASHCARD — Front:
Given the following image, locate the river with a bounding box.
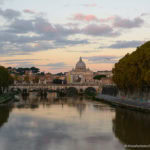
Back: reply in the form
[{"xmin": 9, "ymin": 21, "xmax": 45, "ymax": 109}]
[{"xmin": 0, "ymin": 92, "xmax": 150, "ymax": 150}]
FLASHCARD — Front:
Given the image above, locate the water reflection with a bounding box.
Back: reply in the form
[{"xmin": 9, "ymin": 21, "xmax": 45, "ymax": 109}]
[
  {"xmin": 0, "ymin": 107, "xmax": 12, "ymax": 128},
  {"xmin": 14, "ymin": 93, "xmax": 87, "ymax": 117},
  {"xmin": 2, "ymin": 92, "xmax": 150, "ymax": 150},
  {"xmin": 113, "ymin": 108, "xmax": 150, "ymax": 149},
  {"xmin": 0, "ymin": 93, "xmax": 122, "ymax": 150}
]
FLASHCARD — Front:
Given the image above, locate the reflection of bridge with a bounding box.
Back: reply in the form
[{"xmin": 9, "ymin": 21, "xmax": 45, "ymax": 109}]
[{"xmin": 10, "ymin": 84, "xmax": 101, "ymax": 93}]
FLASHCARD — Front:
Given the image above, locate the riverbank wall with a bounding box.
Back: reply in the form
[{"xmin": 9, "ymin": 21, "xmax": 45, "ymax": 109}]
[
  {"xmin": 96, "ymin": 94, "xmax": 150, "ymax": 113},
  {"xmin": 0, "ymin": 92, "xmax": 17, "ymax": 105}
]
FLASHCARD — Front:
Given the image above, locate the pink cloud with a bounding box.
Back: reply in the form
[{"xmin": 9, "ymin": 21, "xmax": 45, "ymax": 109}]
[
  {"xmin": 73, "ymin": 13, "xmax": 98, "ymax": 22},
  {"xmin": 23, "ymin": 9, "xmax": 35, "ymax": 14},
  {"xmin": 73, "ymin": 14, "xmax": 116, "ymax": 23}
]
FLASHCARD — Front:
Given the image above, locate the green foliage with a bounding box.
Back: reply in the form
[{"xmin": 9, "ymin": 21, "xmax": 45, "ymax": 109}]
[
  {"xmin": 14, "ymin": 75, "xmax": 22, "ymax": 82},
  {"xmin": 30, "ymin": 67, "xmax": 40, "ymax": 74},
  {"xmin": 93, "ymin": 75, "xmax": 106, "ymax": 80},
  {"xmin": 33, "ymin": 76, "xmax": 39, "ymax": 83},
  {"xmin": 24, "ymin": 75, "xmax": 30, "ymax": 83},
  {"xmin": 0, "ymin": 66, "xmax": 14, "ymax": 94},
  {"xmin": 56, "ymin": 72, "xmax": 64, "ymax": 76},
  {"xmin": 112, "ymin": 41, "xmax": 150, "ymax": 93},
  {"xmin": 53, "ymin": 79, "xmax": 63, "ymax": 84},
  {"xmin": 8, "ymin": 67, "xmax": 40, "ymax": 75}
]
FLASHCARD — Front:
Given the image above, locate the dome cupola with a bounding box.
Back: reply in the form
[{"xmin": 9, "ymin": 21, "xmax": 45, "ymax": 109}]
[{"xmin": 75, "ymin": 57, "xmax": 86, "ymax": 71}]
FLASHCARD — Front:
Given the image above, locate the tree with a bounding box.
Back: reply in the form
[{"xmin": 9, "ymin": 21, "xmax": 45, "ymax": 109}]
[
  {"xmin": 24, "ymin": 75, "xmax": 30, "ymax": 83},
  {"xmin": 53, "ymin": 79, "xmax": 63, "ymax": 84},
  {"xmin": 93, "ymin": 75, "xmax": 106, "ymax": 80},
  {"xmin": 14, "ymin": 75, "xmax": 22, "ymax": 82},
  {"xmin": 30, "ymin": 67, "xmax": 40, "ymax": 74},
  {"xmin": 0, "ymin": 66, "xmax": 14, "ymax": 94},
  {"xmin": 33, "ymin": 76, "xmax": 39, "ymax": 83},
  {"xmin": 56, "ymin": 72, "xmax": 64, "ymax": 76},
  {"xmin": 40, "ymin": 72, "xmax": 45, "ymax": 76},
  {"xmin": 112, "ymin": 41, "xmax": 150, "ymax": 95}
]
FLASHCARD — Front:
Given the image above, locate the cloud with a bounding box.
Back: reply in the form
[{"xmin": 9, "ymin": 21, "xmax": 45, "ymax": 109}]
[
  {"xmin": 67, "ymin": 49, "xmax": 100, "ymax": 53},
  {"xmin": 73, "ymin": 13, "xmax": 98, "ymax": 22},
  {"xmin": 41, "ymin": 62, "xmax": 72, "ymax": 70},
  {"xmin": 0, "ymin": 59, "xmax": 39, "ymax": 63},
  {"xmin": 0, "ymin": 8, "xmax": 21, "ymax": 19},
  {"xmin": 0, "ymin": 8, "xmax": 144, "ymax": 56},
  {"xmin": 0, "ymin": 0, "xmax": 8, "ymax": 5},
  {"xmin": 54, "ymin": 39, "xmax": 89, "ymax": 46},
  {"xmin": 0, "ymin": 40, "xmax": 56, "ymax": 56},
  {"xmin": 100, "ymin": 40, "xmax": 145, "ymax": 49},
  {"xmin": 84, "ymin": 55, "xmax": 121, "ymax": 64},
  {"xmin": 141, "ymin": 13, "xmax": 149, "ymax": 16},
  {"xmin": 72, "ymin": 14, "xmax": 144, "ymax": 29},
  {"xmin": 23, "ymin": 9, "xmax": 35, "ymax": 14},
  {"xmin": 100, "ymin": 16, "xmax": 116, "ymax": 22},
  {"xmin": 0, "ymin": 0, "xmax": 4, "ymax": 4},
  {"xmin": 15, "ymin": 62, "xmax": 35, "ymax": 68},
  {"xmin": 42, "ymin": 62, "xmax": 67, "ymax": 67},
  {"xmin": 8, "ymin": 19, "xmax": 35, "ymax": 33},
  {"xmin": 83, "ymin": 24, "xmax": 120, "ymax": 37},
  {"xmin": 113, "ymin": 16, "xmax": 144, "ymax": 28},
  {"xmin": 0, "ymin": 59, "xmax": 40, "ymax": 67},
  {"xmin": 0, "ymin": 12, "xmax": 89, "ymax": 55}
]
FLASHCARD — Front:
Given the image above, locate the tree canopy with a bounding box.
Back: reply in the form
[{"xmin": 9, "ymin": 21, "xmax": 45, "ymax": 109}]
[
  {"xmin": 93, "ymin": 75, "xmax": 106, "ymax": 80},
  {"xmin": 0, "ymin": 66, "xmax": 14, "ymax": 94},
  {"xmin": 112, "ymin": 41, "xmax": 150, "ymax": 93},
  {"xmin": 7, "ymin": 67, "xmax": 40, "ymax": 75}
]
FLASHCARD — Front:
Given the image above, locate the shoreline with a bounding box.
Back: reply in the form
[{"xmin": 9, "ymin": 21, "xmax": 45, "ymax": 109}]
[
  {"xmin": 95, "ymin": 94, "xmax": 150, "ymax": 113},
  {"xmin": 0, "ymin": 93, "xmax": 17, "ymax": 105}
]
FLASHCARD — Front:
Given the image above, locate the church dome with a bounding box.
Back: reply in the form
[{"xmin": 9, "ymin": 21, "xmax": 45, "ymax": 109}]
[{"xmin": 75, "ymin": 57, "xmax": 86, "ymax": 71}]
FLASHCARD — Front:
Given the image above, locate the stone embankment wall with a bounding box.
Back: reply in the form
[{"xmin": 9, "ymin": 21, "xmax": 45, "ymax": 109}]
[
  {"xmin": 96, "ymin": 94, "xmax": 150, "ymax": 113},
  {"xmin": 101, "ymin": 85, "xmax": 150, "ymax": 101}
]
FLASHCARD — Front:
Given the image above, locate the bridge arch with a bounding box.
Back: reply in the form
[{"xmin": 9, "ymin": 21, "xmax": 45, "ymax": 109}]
[
  {"xmin": 85, "ymin": 87, "xmax": 97, "ymax": 96},
  {"xmin": 80, "ymin": 88, "xmax": 84, "ymax": 93},
  {"xmin": 66, "ymin": 87, "xmax": 78, "ymax": 96}
]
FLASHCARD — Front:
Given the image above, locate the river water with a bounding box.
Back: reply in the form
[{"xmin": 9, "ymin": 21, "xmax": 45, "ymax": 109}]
[{"xmin": 0, "ymin": 92, "xmax": 150, "ymax": 150}]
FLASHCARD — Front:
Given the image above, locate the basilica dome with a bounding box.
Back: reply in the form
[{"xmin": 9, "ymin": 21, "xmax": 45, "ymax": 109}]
[{"xmin": 75, "ymin": 57, "xmax": 86, "ymax": 71}]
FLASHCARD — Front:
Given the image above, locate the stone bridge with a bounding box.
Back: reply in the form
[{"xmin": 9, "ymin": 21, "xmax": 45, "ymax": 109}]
[{"xmin": 10, "ymin": 84, "xmax": 102, "ymax": 93}]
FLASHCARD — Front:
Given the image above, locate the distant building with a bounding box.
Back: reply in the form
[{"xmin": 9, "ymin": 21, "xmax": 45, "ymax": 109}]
[
  {"xmin": 25, "ymin": 70, "xmax": 33, "ymax": 76},
  {"xmin": 66, "ymin": 57, "xmax": 94, "ymax": 84},
  {"xmin": 45, "ymin": 73, "xmax": 54, "ymax": 84},
  {"xmin": 100, "ymin": 77, "xmax": 114, "ymax": 86}
]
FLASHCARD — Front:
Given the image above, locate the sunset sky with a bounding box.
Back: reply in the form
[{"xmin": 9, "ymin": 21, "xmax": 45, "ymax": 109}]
[{"xmin": 0, "ymin": 0, "xmax": 149, "ymax": 73}]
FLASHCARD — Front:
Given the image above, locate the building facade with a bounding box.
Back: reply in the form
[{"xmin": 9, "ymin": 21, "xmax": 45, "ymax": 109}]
[{"xmin": 66, "ymin": 57, "xmax": 94, "ymax": 84}]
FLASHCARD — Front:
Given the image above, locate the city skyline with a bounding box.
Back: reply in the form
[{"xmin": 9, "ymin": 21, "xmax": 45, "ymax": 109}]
[{"xmin": 0, "ymin": 0, "xmax": 149, "ymax": 73}]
